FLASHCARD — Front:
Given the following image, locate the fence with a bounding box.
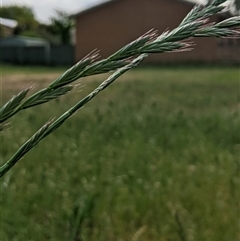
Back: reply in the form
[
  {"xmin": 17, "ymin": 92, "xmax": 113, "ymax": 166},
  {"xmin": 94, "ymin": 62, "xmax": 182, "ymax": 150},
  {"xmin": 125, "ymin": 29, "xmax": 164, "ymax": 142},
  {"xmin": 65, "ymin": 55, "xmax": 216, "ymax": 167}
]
[{"xmin": 0, "ymin": 44, "xmax": 74, "ymax": 66}]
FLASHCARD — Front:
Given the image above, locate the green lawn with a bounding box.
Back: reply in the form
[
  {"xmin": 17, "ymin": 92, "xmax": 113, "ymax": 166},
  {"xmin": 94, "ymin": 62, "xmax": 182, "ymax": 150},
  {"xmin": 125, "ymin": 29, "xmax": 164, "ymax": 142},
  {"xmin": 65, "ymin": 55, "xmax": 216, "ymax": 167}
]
[{"xmin": 1, "ymin": 66, "xmax": 239, "ymax": 241}]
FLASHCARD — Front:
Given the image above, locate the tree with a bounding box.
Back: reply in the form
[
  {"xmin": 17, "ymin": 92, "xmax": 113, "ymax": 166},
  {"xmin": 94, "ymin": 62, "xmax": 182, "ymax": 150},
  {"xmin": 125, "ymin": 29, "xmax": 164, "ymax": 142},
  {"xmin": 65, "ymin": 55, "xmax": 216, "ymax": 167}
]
[
  {"xmin": 50, "ymin": 10, "xmax": 74, "ymax": 44},
  {"xmin": 230, "ymin": 0, "xmax": 240, "ymax": 15},
  {"xmin": 0, "ymin": 5, "xmax": 39, "ymax": 35}
]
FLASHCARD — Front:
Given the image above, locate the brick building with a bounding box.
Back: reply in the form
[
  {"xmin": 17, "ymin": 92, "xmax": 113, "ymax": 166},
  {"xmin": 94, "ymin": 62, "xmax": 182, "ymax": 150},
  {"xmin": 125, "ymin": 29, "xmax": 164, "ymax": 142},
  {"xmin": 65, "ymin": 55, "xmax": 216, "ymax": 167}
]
[{"xmin": 73, "ymin": 0, "xmax": 239, "ymax": 64}]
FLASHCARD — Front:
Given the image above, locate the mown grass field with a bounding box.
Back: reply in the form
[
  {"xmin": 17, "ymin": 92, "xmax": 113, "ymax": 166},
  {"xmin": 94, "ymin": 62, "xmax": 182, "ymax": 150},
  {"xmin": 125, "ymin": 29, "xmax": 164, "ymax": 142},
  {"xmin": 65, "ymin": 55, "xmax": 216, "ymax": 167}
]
[{"xmin": 1, "ymin": 65, "xmax": 239, "ymax": 241}]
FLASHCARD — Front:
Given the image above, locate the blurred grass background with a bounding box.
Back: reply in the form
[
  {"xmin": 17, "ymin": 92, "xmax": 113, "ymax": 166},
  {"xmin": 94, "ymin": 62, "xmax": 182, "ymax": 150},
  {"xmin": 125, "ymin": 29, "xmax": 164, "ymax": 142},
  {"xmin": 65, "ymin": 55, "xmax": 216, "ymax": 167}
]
[{"xmin": 1, "ymin": 66, "xmax": 239, "ymax": 241}]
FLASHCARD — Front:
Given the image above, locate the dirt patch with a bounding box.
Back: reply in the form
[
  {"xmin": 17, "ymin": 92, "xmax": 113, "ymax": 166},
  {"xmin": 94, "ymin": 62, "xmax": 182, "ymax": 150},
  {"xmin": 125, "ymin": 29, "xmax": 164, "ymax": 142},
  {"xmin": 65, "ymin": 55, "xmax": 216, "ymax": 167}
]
[
  {"xmin": 2, "ymin": 73, "xmax": 61, "ymax": 91},
  {"xmin": 1, "ymin": 72, "xmax": 110, "ymax": 93}
]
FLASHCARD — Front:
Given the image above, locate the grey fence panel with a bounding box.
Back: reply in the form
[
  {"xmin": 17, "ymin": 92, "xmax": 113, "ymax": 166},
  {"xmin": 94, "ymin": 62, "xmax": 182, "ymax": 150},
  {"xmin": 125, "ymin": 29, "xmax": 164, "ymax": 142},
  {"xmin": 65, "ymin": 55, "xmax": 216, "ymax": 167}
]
[
  {"xmin": 0, "ymin": 46, "xmax": 49, "ymax": 64},
  {"xmin": 21, "ymin": 46, "xmax": 50, "ymax": 65},
  {"xmin": 0, "ymin": 46, "xmax": 16, "ymax": 62},
  {"xmin": 50, "ymin": 45, "xmax": 74, "ymax": 66},
  {"xmin": 0, "ymin": 44, "xmax": 74, "ymax": 65},
  {"xmin": 0, "ymin": 46, "xmax": 25, "ymax": 63}
]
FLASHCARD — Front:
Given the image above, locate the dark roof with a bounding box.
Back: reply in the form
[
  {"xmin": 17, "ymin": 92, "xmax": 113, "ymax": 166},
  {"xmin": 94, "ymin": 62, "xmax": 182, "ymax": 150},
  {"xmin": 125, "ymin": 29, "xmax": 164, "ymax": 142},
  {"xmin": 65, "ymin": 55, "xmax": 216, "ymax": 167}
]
[
  {"xmin": 72, "ymin": 0, "xmax": 116, "ymax": 18},
  {"xmin": 0, "ymin": 35, "xmax": 49, "ymax": 47},
  {"xmin": 72, "ymin": 0, "xmax": 196, "ymax": 18}
]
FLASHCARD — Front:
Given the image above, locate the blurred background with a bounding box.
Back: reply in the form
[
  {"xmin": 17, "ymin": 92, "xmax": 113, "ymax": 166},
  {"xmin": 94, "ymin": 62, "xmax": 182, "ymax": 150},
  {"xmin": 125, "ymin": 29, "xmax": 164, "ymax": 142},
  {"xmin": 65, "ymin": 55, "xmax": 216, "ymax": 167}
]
[{"xmin": 1, "ymin": 0, "xmax": 240, "ymax": 240}]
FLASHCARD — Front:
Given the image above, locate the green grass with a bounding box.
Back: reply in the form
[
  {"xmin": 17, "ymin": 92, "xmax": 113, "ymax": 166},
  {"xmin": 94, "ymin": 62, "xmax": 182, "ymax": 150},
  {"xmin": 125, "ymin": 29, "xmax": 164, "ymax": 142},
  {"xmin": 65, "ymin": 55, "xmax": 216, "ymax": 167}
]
[{"xmin": 1, "ymin": 66, "xmax": 240, "ymax": 241}]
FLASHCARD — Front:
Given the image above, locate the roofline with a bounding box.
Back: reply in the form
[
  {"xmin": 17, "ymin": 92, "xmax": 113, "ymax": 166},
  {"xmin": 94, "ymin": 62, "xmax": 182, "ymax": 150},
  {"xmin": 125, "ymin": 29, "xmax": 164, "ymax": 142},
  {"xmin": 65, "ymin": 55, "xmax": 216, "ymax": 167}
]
[
  {"xmin": 71, "ymin": 0, "xmax": 196, "ymax": 18},
  {"xmin": 71, "ymin": 0, "xmax": 117, "ymax": 18}
]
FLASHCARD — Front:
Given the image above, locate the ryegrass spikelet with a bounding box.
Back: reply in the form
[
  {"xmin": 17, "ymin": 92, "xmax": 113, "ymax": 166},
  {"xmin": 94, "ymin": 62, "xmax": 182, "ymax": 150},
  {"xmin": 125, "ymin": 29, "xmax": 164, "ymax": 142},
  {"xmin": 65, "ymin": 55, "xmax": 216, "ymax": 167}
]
[
  {"xmin": 180, "ymin": 0, "xmax": 226, "ymax": 26},
  {"xmin": 0, "ymin": 119, "xmax": 54, "ymax": 177},
  {"xmin": 50, "ymin": 50, "xmax": 100, "ymax": 88},
  {"xmin": 196, "ymin": 27, "xmax": 240, "ymax": 37},
  {"xmin": 107, "ymin": 29, "xmax": 158, "ymax": 60},
  {"xmin": 215, "ymin": 16, "xmax": 240, "ymax": 28},
  {"xmin": 0, "ymin": 87, "xmax": 31, "ymax": 123},
  {"xmin": 21, "ymin": 86, "xmax": 74, "ymax": 108},
  {"xmin": 0, "ymin": 86, "xmax": 74, "ymax": 123}
]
